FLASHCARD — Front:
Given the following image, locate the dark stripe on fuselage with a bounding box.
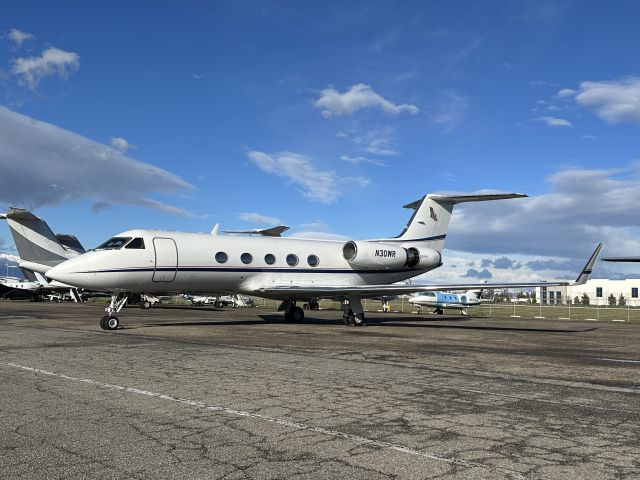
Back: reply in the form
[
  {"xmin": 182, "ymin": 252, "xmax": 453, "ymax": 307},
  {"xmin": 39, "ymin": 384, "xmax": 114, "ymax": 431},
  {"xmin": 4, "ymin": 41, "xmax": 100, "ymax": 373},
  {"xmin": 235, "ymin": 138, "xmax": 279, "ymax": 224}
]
[{"xmin": 80, "ymin": 266, "xmax": 428, "ymax": 275}]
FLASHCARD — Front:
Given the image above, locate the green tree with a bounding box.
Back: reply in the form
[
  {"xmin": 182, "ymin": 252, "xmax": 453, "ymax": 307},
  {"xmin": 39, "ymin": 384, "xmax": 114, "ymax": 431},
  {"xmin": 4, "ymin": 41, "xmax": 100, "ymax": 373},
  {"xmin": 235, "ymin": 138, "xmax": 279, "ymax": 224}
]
[
  {"xmin": 573, "ymin": 295, "xmax": 580, "ymax": 306},
  {"xmin": 531, "ymin": 292, "xmax": 537, "ymax": 304},
  {"xmin": 618, "ymin": 294, "xmax": 627, "ymax": 307},
  {"xmin": 608, "ymin": 294, "xmax": 617, "ymax": 306},
  {"xmin": 581, "ymin": 293, "xmax": 590, "ymax": 306}
]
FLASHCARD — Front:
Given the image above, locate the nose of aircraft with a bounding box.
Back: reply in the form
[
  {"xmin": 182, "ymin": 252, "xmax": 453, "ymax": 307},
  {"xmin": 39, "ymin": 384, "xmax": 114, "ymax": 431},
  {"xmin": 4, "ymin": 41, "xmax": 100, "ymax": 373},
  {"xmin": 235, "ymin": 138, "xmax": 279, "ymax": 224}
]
[{"xmin": 46, "ymin": 255, "xmax": 94, "ymax": 287}]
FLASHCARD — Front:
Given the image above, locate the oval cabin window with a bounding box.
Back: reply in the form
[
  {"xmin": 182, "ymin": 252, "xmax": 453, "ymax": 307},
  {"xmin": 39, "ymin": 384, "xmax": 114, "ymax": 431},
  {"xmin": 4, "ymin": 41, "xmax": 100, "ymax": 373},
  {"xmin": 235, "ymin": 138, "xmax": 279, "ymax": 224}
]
[
  {"xmin": 241, "ymin": 253, "xmax": 253, "ymax": 264},
  {"xmin": 286, "ymin": 254, "xmax": 299, "ymax": 266},
  {"xmin": 264, "ymin": 254, "xmax": 276, "ymax": 265},
  {"xmin": 215, "ymin": 252, "xmax": 228, "ymax": 263},
  {"xmin": 307, "ymin": 254, "xmax": 319, "ymax": 267}
]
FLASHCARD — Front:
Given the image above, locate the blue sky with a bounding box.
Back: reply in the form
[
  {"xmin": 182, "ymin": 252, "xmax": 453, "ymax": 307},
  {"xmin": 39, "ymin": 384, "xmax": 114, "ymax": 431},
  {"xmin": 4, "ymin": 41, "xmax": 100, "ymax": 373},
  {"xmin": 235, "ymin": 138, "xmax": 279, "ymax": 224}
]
[{"xmin": 2, "ymin": 1, "xmax": 640, "ymax": 283}]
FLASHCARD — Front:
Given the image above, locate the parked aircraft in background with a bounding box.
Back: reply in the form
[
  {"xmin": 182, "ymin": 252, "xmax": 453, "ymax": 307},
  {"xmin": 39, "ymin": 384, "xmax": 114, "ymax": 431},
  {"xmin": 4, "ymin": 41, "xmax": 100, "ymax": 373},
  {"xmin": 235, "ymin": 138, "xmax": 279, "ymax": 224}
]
[
  {"xmin": 44, "ymin": 191, "xmax": 603, "ymax": 331},
  {"xmin": 0, "ymin": 276, "xmax": 41, "ymax": 300},
  {"xmin": 184, "ymin": 294, "xmax": 254, "ymax": 308},
  {"xmin": 409, "ymin": 285, "xmax": 485, "ymax": 315},
  {"xmin": 1, "ymin": 208, "xmax": 118, "ymax": 304}
]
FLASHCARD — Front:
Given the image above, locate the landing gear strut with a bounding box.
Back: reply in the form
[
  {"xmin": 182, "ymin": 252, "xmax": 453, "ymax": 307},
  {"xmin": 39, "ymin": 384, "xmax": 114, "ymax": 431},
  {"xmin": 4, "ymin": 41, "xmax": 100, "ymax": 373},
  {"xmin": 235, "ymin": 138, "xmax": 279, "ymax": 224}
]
[
  {"xmin": 342, "ymin": 297, "xmax": 366, "ymax": 327},
  {"xmin": 100, "ymin": 293, "xmax": 128, "ymax": 330}
]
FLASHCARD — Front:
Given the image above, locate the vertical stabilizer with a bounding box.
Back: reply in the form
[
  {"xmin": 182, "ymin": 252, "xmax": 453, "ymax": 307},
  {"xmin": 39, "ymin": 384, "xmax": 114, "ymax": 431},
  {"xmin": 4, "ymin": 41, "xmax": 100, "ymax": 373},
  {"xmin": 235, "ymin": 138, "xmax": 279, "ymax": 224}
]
[{"xmin": 386, "ymin": 193, "xmax": 527, "ymax": 252}]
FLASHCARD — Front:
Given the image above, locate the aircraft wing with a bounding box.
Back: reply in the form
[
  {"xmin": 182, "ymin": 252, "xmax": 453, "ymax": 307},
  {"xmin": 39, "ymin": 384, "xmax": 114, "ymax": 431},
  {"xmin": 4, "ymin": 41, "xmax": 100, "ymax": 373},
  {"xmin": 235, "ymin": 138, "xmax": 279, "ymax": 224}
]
[
  {"xmin": 259, "ymin": 281, "xmax": 575, "ymax": 299},
  {"xmin": 602, "ymin": 257, "xmax": 640, "ymax": 262},
  {"xmin": 222, "ymin": 226, "xmax": 290, "ymax": 237},
  {"xmin": 257, "ymin": 243, "xmax": 603, "ymax": 299}
]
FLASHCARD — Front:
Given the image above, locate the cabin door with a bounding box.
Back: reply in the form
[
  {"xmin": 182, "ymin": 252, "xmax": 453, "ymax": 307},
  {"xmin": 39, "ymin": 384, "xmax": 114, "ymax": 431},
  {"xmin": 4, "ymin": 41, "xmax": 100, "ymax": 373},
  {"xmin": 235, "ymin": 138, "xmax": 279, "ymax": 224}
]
[{"xmin": 152, "ymin": 237, "xmax": 178, "ymax": 282}]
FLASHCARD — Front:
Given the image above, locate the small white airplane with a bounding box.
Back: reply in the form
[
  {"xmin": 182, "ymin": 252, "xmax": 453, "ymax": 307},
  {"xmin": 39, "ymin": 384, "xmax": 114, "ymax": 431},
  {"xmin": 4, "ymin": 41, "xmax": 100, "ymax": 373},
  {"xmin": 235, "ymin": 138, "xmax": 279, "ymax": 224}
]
[
  {"xmin": 409, "ymin": 286, "xmax": 485, "ymax": 315},
  {"xmin": 44, "ymin": 192, "xmax": 603, "ymax": 330}
]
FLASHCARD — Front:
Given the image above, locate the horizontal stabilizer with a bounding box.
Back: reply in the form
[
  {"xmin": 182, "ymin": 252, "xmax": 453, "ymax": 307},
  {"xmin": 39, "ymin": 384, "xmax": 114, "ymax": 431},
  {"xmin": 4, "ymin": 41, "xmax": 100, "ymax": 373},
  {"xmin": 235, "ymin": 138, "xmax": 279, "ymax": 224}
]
[
  {"xmin": 223, "ymin": 225, "xmax": 290, "ymax": 237},
  {"xmin": 403, "ymin": 193, "xmax": 527, "ymax": 209}
]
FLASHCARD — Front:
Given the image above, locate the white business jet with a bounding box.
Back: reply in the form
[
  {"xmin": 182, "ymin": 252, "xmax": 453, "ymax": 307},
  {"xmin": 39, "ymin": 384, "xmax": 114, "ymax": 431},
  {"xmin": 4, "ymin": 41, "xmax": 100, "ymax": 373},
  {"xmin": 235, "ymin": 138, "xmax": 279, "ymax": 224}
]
[{"xmin": 45, "ymin": 192, "xmax": 602, "ymax": 330}]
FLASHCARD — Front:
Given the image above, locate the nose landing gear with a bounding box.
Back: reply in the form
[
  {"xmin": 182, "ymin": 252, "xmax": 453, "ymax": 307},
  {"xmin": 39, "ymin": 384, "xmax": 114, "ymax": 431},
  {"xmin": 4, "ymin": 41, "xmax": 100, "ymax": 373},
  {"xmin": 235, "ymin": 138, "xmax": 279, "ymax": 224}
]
[{"xmin": 100, "ymin": 293, "xmax": 129, "ymax": 330}]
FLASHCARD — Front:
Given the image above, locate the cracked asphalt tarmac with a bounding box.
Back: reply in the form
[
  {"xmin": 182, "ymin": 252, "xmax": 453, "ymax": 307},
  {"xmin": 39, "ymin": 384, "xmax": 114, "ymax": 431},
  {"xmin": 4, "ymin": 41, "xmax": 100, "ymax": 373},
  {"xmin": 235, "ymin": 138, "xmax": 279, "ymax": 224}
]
[{"xmin": 0, "ymin": 301, "xmax": 638, "ymax": 479}]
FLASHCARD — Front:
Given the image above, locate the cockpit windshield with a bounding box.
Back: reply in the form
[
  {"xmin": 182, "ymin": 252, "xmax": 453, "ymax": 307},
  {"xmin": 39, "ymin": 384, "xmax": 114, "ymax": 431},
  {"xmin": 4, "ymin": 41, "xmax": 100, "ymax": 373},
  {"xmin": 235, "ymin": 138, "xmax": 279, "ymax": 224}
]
[
  {"xmin": 125, "ymin": 238, "xmax": 145, "ymax": 249},
  {"xmin": 95, "ymin": 237, "xmax": 132, "ymax": 250}
]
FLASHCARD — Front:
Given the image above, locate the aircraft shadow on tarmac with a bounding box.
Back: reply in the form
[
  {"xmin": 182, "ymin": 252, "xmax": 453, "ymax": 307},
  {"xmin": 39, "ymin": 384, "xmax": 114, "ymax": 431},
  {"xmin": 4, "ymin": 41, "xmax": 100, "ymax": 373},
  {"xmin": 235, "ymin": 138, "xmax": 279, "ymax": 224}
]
[
  {"xmin": 144, "ymin": 305, "xmax": 225, "ymax": 312},
  {"xmin": 141, "ymin": 314, "xmax": 597, "ymax": 333}
]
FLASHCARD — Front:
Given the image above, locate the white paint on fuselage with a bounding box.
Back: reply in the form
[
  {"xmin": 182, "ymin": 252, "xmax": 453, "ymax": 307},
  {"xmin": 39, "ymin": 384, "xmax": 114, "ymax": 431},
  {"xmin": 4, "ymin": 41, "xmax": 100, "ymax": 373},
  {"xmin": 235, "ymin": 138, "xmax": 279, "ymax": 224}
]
[{"xmin": 49, "ymin": 229, "xmax": 434, "ymax": 297}]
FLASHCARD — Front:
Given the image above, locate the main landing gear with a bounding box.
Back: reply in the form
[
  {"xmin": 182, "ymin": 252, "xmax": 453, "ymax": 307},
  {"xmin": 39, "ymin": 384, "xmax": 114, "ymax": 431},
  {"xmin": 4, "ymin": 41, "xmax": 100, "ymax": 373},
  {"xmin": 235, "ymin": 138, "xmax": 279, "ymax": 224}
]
[
  {"xmin": 100, "ymin": 293, "xmax": 129, "ymax": 330},
  {"xmin": 342, "ymin": 297, "xmax": 366, "ymax": 327},
  {"xmin": 279, "ymin": 300, "xmax": 305, "ymax": 322}
]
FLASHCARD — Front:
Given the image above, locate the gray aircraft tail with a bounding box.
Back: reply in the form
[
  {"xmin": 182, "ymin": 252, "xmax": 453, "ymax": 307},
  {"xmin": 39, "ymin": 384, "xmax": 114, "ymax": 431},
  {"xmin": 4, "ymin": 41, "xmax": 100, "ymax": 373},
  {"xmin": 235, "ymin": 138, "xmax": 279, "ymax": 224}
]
[
  {"xmin": 0, "ymin": 208, "xmax": 84, "ymax": 270},
  {"xmin": 383, "ymin": 193, "xmax": 527, "ymax": 252}
]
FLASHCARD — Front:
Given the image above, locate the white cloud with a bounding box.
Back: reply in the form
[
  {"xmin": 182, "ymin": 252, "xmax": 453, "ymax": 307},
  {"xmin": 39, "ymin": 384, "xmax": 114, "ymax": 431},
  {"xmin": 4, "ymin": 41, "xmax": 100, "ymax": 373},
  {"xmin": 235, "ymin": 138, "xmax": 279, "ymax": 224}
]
[
  {"xmin": 314, "ymin": 83, "xmax": 419, "ymax": 118},
  {"xmin": 419, "ymin": 250, "xmax": 578, "ymax": 284},
  {"xmin": 534, "ymin": 116, "xmax": 572, "ymax": 127},
  {"xmin": 556, "ymin": 88, "xmax": 576, "ymax": 98},
  {"xmin": 239, "ymin": 213, "xmax": 283, "ymax": 226},
  {"xmin": 0, "ymin": 106, "xmax": 194, "ymax": 216},
  {"xmin": 11, "ymin": 47, "xmax": 80, "ymax": 90},
  {"xmin": 353, "ymin": 128, "xmax": 400, "ymax": 156},
  {"xmin": 442, "ymin": 165, "xmax": 640, "ymax": 273},
  {"xmin": 247, "ymin": 151, "xmax": 369, "ymax": 204},
  {"xmin": 574, "ymin": 77, "xmax": 640, "ymax": 125},
  {"xmin": 8, "ymin": 28, "xmax": 35, "ymax": 46},
  {"xmin": 340, "ymin": 155, "xmax": 385, "ymax": 166},
  {"xmin": 109, "ymin": 137, "xmax": 135, "ymax": 152},
  {"xmin": 431, "ymin": 91, "xmax": 469, "ymax": 132},
  {"xmin": 300, "ymin": 220, "xmax": 328, "ymax": 229}
]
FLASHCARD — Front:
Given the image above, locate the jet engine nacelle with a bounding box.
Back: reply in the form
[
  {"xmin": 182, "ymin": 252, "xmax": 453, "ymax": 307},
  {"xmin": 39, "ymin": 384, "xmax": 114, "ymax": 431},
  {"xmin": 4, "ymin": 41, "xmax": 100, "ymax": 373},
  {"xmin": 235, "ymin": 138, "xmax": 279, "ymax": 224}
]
[{"xmin": 342, "ymin": 241, "xmax": 441, "ymax": 270}]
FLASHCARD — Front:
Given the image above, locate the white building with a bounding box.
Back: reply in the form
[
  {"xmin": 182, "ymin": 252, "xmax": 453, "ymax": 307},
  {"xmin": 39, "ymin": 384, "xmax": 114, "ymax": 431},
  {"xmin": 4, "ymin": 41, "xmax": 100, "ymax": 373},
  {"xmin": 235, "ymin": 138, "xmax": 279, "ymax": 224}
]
[{"xmin": 535, "ymin": 279, "xmax": 640, "ymax": 307}]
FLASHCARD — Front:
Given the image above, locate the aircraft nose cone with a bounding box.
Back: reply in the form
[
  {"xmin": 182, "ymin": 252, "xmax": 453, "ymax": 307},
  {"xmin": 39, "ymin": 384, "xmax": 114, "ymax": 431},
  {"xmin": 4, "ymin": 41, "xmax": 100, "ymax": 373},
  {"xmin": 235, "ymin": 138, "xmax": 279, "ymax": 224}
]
[{"xmin": 46, "ymin": 256, "xmax": 93, "ymax": 287}]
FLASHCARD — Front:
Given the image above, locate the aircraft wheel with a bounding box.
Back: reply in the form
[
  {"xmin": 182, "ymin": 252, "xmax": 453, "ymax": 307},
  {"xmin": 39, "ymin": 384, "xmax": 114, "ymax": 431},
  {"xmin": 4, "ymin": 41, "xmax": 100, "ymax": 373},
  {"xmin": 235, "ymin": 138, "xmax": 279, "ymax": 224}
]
[
  {"xmin": 215, "ymin": 301, "xmax": 223, "ymax": 308},
  {"xmin": 140, "ymin": 300, "xmax": 151, "ymax": 309},
  {"xmin": 285, "ymin": 306, "xmax": 304, "ymax": 322},
  {"xmin": 343, "ymin": 310, "xmax": 357, "ymax": 326},
  {"xmin": 292, "ymin": 306, "xmax": 304, "ymax": 322},
  {"xmin": 353, "ymin": 313, "xmax": 366, "ymax": 326},
  {"xmin": 101, "ymin": 316, "xmax": 120, "ymax": 330}
]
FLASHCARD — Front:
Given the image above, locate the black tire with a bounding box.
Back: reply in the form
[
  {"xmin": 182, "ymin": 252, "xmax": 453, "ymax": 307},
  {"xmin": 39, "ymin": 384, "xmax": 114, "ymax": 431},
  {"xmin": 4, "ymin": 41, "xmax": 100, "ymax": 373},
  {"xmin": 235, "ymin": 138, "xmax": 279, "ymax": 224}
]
[
  {"xmin": 292, "ymin": 306, "xmax": 304, "ymax": 323},
  {"xmin": 353, "ymin": 313, "xmax": 365, "ymax": 326},
  {"xmin": 215, "ymin": 301, "xmax": 223, "ymax": 308},
  {"xmin": 105, "ymin": 316, "xmax": 119, "ymax": 330},
  {"xmin": 100, "ymin": 315, "xmax": 110, "ymax": 330},
  {"xmin": 140, "ymin": 300, "xmax": 151, "ymax": 309}
]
